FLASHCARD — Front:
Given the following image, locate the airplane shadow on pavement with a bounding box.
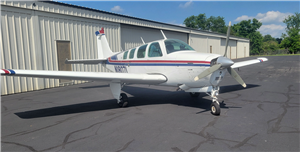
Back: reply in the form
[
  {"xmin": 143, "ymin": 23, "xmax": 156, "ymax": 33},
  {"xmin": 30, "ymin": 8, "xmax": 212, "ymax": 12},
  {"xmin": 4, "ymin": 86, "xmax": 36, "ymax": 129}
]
[{"xmin": 15, "ymin": 84, "xmax": 259, "ymax": 119}]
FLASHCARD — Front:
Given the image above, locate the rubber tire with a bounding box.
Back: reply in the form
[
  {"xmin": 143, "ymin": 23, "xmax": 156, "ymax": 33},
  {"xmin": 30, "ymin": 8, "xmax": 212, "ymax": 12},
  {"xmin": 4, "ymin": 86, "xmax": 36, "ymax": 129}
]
[
  {"xmin": 118, "ymin": 93, "xmax": 129, "ymax": 107},
  {"xmin": 189, "ymin": 92, "xmax": 200, "ymax": 97},
  {"xmin": 211, "ymin": 102, "xmax": 220, "ymax": 115}
]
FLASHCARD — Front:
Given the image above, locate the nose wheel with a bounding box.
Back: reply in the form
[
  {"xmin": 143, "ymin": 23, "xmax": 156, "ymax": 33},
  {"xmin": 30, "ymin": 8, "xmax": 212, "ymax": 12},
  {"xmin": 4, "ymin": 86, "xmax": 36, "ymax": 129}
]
[
  {"xmin": 208, "ymin": 87, "xmax": 221, "ymax": 115},
  {"xmin": 211, "ymin": 100, "xmax": 220, "ymax": 115}
]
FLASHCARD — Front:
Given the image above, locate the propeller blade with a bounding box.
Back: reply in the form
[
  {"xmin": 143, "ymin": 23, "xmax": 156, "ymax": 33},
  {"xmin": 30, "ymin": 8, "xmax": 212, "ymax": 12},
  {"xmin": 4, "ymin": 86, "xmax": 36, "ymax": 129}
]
[
  {"xmin": 223, "ymin": 21, "xmax": 231, "ymax": 57},
  {"xmin": 194, "ymin": 64, "xmax": 222, "ymax": 81},
  {"xmin": 227, "ymin": 67, "xmax": 246, "ymax": 88}
]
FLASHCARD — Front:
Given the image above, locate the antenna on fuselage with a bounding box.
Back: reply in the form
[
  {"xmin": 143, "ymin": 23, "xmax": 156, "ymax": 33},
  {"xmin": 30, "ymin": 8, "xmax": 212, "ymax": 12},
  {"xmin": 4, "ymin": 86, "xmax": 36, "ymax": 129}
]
[
  {"xmin": 140, "ymin": 37, "xmax": 145, "ymax": 44},
  {"xmin": 160, "ymin": 30, "xmax": 167, "ymax": 40}
]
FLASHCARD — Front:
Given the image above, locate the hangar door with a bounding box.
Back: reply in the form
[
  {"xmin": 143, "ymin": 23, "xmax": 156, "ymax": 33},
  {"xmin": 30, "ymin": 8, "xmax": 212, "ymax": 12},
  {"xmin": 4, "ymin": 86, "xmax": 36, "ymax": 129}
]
[
  {"xmin": 189, "ymin": 34, "xmax": 208, "ymax": 53},
  {"xmin": 221, "ymin": 38, "xmax": 237, "ymax": 59},
  {"xmin": 237, "ymin": 41, "xmax": 250, "ymax": 58},
  {"xmin": 190, "ymin": 34, "xmax": 221, "ymax": 55},
  {"xmin": 121, "ymin": 24, "xmax": 188, "ymax": 50}
]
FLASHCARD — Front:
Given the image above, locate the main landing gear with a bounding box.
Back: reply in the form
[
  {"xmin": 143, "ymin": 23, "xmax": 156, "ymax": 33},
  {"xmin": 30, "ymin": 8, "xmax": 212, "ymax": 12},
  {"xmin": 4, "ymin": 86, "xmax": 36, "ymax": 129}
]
[
  {"xmin": 208, "ymin": 87, "xmax": 221, "ymax": 115},
  {"xmin": 110, "ymin": 82, "xmax": 129, "ymax": 108},
  {"xmin": 118, "ymin": 93, "xmax": 128, "ymax": 107}
]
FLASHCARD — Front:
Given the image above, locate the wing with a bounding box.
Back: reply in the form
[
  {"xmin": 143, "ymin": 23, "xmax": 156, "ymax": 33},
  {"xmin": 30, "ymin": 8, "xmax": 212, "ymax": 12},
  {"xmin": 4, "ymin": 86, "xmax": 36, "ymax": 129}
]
[
  {"xmin": 231, "ymin": 57, "xmax": 268, "ymax": 69},
  {"xmin": 1, "ymin": 69, "xmax": 167, "ymax": 84},
  {"xmin": 65, "ymin": 58, "xmax": 107, "ymax": 64}
]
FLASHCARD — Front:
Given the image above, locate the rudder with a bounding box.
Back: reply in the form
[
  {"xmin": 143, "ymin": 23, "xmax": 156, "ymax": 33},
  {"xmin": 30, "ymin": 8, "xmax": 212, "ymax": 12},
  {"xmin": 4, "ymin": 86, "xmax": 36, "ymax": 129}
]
[{"xmin": 95, "ymin": 27, "xmax": 113, "ymax": 59}]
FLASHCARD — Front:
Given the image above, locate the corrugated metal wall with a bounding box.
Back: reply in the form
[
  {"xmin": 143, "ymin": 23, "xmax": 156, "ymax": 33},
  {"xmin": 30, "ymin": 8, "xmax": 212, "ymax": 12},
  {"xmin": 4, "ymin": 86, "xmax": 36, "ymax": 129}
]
[{"xmin": 1, "ymin": 5, "xmax": 121, "ymax": 95}]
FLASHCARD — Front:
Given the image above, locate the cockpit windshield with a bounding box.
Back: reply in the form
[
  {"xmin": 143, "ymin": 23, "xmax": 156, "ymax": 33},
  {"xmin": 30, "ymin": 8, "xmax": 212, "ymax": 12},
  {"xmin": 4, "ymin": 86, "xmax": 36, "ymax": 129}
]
[{"xmin": 164, "ymin": 39, "xmax": 194, "ymax": 54}]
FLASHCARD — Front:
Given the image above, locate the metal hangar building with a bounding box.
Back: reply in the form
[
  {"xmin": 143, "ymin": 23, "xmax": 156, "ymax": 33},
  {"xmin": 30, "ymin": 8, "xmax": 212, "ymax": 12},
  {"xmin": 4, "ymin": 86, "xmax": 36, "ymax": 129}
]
[{"xmin": 1, "ymin": 1, "xmax": 250, "ymax": 95}]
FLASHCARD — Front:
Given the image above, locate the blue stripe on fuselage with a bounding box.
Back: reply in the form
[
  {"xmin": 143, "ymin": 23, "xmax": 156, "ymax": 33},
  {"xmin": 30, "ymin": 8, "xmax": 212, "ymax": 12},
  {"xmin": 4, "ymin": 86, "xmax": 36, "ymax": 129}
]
[
  {"xmin": 8, "ymin": 69, "xmax": 15, "ymax": 74},
  {"xmin": 106, "ymin": 62, "xmax": 210, "ymax": 67}
]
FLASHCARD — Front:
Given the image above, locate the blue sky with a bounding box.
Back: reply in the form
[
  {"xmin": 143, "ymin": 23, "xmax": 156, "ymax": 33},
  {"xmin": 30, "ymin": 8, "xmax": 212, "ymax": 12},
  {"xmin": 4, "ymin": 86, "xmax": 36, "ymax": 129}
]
[{"xmin": 58, "ymin": 1, "xmax": 299, "ymax": 38}]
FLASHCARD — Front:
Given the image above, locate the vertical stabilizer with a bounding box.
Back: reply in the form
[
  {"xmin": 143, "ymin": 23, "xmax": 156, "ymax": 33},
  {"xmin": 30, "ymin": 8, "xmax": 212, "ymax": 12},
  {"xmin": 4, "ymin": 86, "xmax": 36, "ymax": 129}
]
[{"xmin": 95, "ymin": 28, "xmax": 113, "ymax": 59}]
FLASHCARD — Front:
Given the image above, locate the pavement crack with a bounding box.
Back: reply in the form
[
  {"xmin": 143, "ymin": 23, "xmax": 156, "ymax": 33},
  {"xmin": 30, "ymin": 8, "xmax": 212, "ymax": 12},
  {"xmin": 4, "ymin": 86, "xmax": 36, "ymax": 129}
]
[
  {"xmin": 231, "ymin": 133, "xmax": 257, "ymax": 149},
  {"xmin": 61, "ymin": 115, "xmax": 122, "ymax": 149},
  {"xmin": 38, "ymin": 115, "xmax": 123, "ymax": 152},
  {"xmin": 171, "ymin": 147, "xmax": 183, "ymax": 152},
  {"xmin": 115, "ymin": 139, "xmax": 134, "ymax": 152},
  {"xmin": 2, "ymin": 141, "xmax": 38, "ymax": 152},
  {"xmin": 184, "ymin": 117, "xmax": 219, "ymax": 138},
  {"xmin": 188, "ymin": 140, "xmax": 207, "ymax": 152},
  {"xmin": 182, "ymin": 117, "xmax": 257, "ymax": 151},
  {"xmin": 3, "ymin": 114, "xmax": 82, "ymax": 138},
  {"xmin": 181, "ymin": 117, "xmax": 219, "ymax": 151},
  {"xmin": 267, "ymin": 85, "xmax": 294, "ymax": 134},
  {"xmin": 257, "ymin": 104, "xmax": 264, "ymax": 111}
]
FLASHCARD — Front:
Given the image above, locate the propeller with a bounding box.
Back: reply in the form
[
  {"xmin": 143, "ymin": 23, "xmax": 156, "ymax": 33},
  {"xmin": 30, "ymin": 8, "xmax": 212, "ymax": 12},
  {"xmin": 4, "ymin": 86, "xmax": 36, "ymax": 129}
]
[
  {"xmin": 194, "ymin": 21, "xmax": 247, "ymax": 88},
  {"xmin": 224, "ymin": 21, "xmax": 231, "ymax": 57}
]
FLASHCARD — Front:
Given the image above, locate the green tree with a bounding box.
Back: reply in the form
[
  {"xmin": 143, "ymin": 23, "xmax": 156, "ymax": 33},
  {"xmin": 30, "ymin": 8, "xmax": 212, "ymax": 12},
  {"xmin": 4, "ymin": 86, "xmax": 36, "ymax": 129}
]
[
  {"xmin": 262, "ymin": 40, "xmax": 279, "ymax": 54},
  {"xmin": 232, "ymin": 19, "xmax": 263, "ymax": 54},
  {"xmin": 183, "ymin": 15, "xmax": 198, "ymax": 29},
  {"xmin": 263, "ymin": 34, "xmax": 276, "ymax": 42},
  {"xmin": 281, "ymin": 28, "xmax": 300, "ymax": 54},
  {"xmin": 248, "ymin": 31, "xmax": 263, "ymax": 55},
  {"xmin": 232, "ymin": 19, "xmax": 262, "ymax": 38},
  {"xmin": 281, "ymin": 12, "xmax": 300, "ymax": 54},
  {"xmin": 184, "ymin": 13, "xmax": 226, "ymax": 34},
  {"xmin": 195, "ymin": 14, "xmax": 207, "ymax": 30},
  {"xmin": 206, "ymin": 16, "xmax": 226, "ymax": 33},
  {"xmin": 283, "ymin": 12, "xmax": 300, "ymax": 31}
]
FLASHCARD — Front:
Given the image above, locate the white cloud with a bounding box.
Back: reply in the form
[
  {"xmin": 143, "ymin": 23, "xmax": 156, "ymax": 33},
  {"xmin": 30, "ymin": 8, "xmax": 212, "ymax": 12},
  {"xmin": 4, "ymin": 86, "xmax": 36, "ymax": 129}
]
[
  {"xmin": 111, "ymin": 6, "xmax": 123, "ymax": 13},
  {"xmin": 235, "ymin": 11, "xmax": 293, "ymax": 24},
  {"xmin": 179, "ymin": 1, "xmax": 193, "ymax": 8},
  {"xmin": 235, "ymin": 15, "xmax": 254, "ymax": 22},
  {"xmin": 258, "ymin": 24, "xmax": 285, "ymax": 38}
]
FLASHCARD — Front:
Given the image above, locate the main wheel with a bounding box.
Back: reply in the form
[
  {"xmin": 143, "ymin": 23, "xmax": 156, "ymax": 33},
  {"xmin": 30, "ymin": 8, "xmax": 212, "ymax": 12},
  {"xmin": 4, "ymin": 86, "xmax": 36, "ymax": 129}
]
[
  {"xmin": 118, "ymin": 93, "xmax": 128, "ymax": 107},
  {"xmin": 189, "ymin": 92, "xmax": 200, "ymax": 97},
  {"xmin": 211, "ymin": 102, "xmax": 220, "ymax": 115}
]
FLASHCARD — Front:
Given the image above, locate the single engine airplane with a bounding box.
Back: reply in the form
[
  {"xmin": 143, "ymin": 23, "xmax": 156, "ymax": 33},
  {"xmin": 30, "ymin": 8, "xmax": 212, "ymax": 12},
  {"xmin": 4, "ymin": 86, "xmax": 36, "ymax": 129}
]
[{"xmin": 1, "ymin": 22, "xmax": 267, "ymax": 115}]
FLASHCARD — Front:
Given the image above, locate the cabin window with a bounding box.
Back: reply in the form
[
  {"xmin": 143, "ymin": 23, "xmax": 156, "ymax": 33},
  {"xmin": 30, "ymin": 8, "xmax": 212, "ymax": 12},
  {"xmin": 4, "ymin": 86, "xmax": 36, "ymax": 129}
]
[
  {"xmin": 129, "ymin": 48, "xmax": 135, "ymax": 59},
  {"xmin": 164, "ymin": 39, "xmax": 194, "ymax": 54},
  {"xmin": 123, "ymin": 51, "xmax": 129, "ymax": 59},
  {"xmin": 148, "ymin": 42, "xmax": 162, "ymax": 57},
  {"xmin": 137, "ymin": 44, "xmax": 147, "ymax": 58}
]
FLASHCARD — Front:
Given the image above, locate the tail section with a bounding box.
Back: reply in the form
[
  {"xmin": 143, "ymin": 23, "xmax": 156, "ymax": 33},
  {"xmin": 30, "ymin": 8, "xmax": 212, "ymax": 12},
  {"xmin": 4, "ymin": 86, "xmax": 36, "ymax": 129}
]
[{"xmin": 95, "ymin": 27, "xmax": 113, "ymax": 59}]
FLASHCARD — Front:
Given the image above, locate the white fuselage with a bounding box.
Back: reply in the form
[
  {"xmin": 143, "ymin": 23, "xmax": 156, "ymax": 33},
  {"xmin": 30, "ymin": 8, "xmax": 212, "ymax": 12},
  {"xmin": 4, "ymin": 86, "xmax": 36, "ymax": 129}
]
[{"xmin": 104, "ymin": 39, "xmax": 226, "ymax": 89}]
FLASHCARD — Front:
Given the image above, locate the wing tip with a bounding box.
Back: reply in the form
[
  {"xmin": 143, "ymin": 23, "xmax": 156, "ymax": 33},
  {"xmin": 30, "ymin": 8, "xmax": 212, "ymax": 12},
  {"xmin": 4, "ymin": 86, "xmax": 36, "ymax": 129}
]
[
  {"xmin": 1, "ymin": 69, "xmax": 15, "ymax": 75},
  {"xmin": 257, "ymin": 57, "xmax": 268, "ymax": 62}
]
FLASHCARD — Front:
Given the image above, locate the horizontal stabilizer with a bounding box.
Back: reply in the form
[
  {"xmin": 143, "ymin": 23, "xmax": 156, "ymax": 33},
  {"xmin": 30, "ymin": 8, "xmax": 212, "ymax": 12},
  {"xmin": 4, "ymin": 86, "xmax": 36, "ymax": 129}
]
[
  {"xmin": 65, "ymin": 58, "xmax": 107, "ymax": 64},
  {"xmin": 231, "ymin": 57, "xmax": 268, "ymax": 69}
]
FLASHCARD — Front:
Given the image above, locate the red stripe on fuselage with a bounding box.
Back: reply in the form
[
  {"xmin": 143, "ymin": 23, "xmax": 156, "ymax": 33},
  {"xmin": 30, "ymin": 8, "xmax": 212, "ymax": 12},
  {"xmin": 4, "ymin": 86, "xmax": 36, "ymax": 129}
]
[
  {"xmin": 108, "ymin": 58, "xmax": 210, "ymax": 64},
  {"xmin": 2, "ymin": 69, "xmax": 10, "ymax": 74}
]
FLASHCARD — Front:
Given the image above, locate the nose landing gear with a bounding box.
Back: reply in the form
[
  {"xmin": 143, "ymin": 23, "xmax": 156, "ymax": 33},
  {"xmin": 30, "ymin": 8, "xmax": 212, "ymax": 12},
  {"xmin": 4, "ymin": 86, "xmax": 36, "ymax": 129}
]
[{"xmin": 208, "ymin": 87, "xmax": 221, "ymax": 115}]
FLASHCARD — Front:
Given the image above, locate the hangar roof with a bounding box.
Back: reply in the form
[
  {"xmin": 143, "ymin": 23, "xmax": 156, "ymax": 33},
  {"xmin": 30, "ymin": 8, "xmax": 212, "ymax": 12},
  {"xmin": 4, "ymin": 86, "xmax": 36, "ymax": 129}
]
[{"xmin": 36, "ymin": 0, "xmax": 249, "ymax": 40}]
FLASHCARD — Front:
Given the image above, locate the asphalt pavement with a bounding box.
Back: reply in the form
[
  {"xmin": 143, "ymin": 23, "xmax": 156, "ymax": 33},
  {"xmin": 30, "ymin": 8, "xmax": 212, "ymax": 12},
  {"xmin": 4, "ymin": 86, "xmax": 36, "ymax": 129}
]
[{"xmin": 1, "ymin": 55, "xmax": 299, "ymax": 151}]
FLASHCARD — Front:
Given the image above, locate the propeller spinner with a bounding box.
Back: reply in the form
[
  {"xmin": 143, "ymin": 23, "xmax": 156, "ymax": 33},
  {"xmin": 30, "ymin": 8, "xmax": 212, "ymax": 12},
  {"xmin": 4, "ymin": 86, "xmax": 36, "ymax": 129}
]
[{"xmin": 194, "ymin": 21, "xmax": 247, "ymax": 88}]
